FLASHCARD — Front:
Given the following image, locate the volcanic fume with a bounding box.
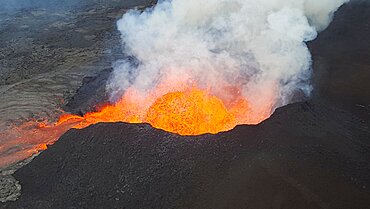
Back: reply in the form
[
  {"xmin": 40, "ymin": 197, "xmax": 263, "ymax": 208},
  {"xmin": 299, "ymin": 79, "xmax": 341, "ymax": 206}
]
[
  {"xmin": 54, "ymin": 0, "xmax": 349, "ymax": 136},
  {"xmin": 0, "ymin": 0, "xmax": 350, "ymax": 167},
  {"xmin": 103, "ymin": 0, "xmax": 348, "ymax": 134}
]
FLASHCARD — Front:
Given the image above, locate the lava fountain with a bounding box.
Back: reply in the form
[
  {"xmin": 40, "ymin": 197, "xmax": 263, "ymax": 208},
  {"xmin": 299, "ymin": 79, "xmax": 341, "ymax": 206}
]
[
  {"xmin": 0, "ymin": 77, "xmax": 272, "ymax": 168},
  {"xmin": 53, "ymin": 83, "xmax": 266, "ymax": 136}
]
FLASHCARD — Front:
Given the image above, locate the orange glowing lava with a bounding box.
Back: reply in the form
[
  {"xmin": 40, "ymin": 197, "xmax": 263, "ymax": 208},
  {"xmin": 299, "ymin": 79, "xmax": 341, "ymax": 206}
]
[
  {"xmin": 54, "ymin": 87, "xmax": 250, "ymax": 135},
  {"xmin": 147, "ymin": 89, "xmax": 236, "ymax": 135},
  {"xmin": 1, "ymin": 84, "xmax": 273, "ymax": 167}
]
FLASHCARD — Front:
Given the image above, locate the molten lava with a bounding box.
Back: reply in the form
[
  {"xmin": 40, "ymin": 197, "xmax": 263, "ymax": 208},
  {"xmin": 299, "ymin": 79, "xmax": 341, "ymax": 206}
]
[
  {"xmin": 54, "ymin": 87, "xmax": 249, "ymax": 135},
  {"xmin": 147, "ymin": 89, "xmax": 236, "ymax": 135},
  {"xmin": 1, "ymin": 85, "xmax": 272, "ymax": 167}
]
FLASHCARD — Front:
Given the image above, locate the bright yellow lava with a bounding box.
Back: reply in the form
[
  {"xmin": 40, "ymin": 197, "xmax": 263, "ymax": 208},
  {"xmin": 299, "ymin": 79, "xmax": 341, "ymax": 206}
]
[
  {"xmin": 146, "ymin": 89, "xmax": 236, "ymax": 135},
  {"xmin": 53, "ymin": 87, "xmax": 250, "ymax": 135}
]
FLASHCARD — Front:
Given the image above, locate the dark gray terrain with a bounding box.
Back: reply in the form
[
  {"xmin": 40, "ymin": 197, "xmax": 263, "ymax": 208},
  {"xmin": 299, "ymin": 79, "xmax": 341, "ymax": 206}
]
[
  {"xmin": 308, "ymin": 1, "xmax": 370, "ymax": 123},
  {"xmin": 0, "ymin": 0, "xmax": 156, "ymax": 128},
  {"xmin": 1, "ymin": 1, "xmax": 370, "ymax": 209}
]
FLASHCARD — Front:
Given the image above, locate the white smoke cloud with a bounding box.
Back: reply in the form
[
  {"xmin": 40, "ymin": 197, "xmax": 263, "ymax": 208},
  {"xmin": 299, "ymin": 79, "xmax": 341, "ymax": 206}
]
[{"xmin": 108, "ymin": 0, "xmax": 349, "ymax": 124}]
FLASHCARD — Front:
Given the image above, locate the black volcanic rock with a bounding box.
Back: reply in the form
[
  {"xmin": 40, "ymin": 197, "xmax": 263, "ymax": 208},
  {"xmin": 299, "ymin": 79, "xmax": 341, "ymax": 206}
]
[
  {"xmin": 2, "ymin": 102, "xmax": 370, "ymax": 209},
  {"xmin": 63, "ymin": 68, "xmax": 112, "ymax": 115},
  {"xmin": 308, "ymin": 1, "xmax": 370, "ymax": 122}
]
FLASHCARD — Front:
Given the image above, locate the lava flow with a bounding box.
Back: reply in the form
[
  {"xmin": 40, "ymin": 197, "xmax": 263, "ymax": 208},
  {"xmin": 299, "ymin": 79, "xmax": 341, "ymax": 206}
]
[
  {"xmin": 0, "ymin": 84, "xmax": 270, "ymax": 167},
  {"xmin": 54, "ymin": 87, "xmax": 251, "ymax": 135}
]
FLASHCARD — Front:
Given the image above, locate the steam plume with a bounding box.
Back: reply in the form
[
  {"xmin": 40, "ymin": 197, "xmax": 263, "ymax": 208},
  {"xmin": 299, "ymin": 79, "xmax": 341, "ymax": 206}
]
[{"xmin": 108, "ymin": 0, "xmax": 349, "ymax": 124}]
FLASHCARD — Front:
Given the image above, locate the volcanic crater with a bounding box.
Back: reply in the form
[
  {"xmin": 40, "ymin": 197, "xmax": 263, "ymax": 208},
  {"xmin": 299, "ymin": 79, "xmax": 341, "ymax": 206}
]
[{"xmin": 1, "ymin": 0, "xmax": 370, "ymax": 209}]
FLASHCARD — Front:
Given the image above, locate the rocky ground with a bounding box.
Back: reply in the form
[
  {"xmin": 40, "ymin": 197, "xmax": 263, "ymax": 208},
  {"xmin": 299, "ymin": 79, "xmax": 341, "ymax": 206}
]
[
  {"xmin": 0, "ymin": 0, "xmax": 370, "ymax": 208},
  {"xmin": 308, "ymin": 1, "xmax": 370, "ymax": 123},
  {"xmin": 0, "ymin": 0, "xmax": 156, "ymax": 125}
]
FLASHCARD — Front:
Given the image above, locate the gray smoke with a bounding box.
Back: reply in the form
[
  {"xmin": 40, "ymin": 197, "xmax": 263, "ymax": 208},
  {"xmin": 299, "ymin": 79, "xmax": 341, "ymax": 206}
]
[{"xmin": 108, "ymin": 0, "xmax": 349, "ymax": 124}]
